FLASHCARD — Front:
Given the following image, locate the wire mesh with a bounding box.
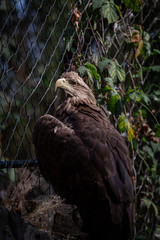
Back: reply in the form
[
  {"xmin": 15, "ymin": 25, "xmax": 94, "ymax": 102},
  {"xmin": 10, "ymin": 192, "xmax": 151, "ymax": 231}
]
[
  {"xmin": 0, "ymin": 0, "xmax": 160, "ymax": 238},
  {"xmin": 0, "ymin": 0, "xmax": 159, "ymax": 164}
]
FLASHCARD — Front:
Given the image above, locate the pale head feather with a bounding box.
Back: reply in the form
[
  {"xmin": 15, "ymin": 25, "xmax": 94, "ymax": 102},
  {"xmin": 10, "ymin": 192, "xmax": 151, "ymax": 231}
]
[{"xmin": 53, "ymin": 72, "xmax": 97, "ymax": 114}]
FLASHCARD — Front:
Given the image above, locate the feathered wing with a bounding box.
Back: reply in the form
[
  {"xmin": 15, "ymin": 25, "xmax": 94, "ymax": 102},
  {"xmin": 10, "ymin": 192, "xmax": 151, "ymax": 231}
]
[
  {"xmin": 67, "ymin": 106, "xmax": 134, "ymax": 238},
  {"xmin": 33, "ymin": 114, "xmax": 76, "ymax": 192},
  {"xmin": 33, "ymin": 108, "xmax": 134, "ymax": 239}
]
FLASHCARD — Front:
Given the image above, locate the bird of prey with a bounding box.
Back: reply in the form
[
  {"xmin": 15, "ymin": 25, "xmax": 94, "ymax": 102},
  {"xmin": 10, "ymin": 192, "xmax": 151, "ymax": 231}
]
[{"xmin": 33, "ymin": 71, "xmax": 135, "ymax": 240}]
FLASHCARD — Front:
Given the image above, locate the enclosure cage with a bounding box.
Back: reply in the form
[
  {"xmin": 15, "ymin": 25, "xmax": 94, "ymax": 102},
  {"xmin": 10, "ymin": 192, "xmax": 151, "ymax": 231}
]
[{"xmin": 0, "ymin": 0, "xmax": 160, "ymax": 239}]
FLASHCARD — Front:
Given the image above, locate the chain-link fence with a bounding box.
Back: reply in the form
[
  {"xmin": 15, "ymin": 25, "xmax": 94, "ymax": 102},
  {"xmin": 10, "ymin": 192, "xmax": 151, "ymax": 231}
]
[
  {"xmin": 0, "ymin": 0, "xmax": 159, "ymax": 162},
  {"xmin": 0, "ymin": 0, "xmax": 160, "ymax": 238}
]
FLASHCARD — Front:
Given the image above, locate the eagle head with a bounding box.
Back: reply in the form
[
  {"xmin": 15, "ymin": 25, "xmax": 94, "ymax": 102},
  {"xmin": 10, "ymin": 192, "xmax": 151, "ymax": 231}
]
[{"xmin": 54, "ymin": 71, "xmax": 96, "ymax": 111}]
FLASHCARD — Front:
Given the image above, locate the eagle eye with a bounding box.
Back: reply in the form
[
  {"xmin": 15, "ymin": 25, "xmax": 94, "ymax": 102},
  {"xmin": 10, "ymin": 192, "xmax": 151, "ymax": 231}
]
[{"xmin": 68, "ymin": 80, "xmax": 78, "ymax": 87}]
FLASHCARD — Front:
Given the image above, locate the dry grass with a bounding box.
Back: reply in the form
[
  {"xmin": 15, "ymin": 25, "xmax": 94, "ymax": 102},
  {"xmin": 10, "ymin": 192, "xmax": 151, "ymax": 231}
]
[
  {"xmin": 2, "ymin": 168, "xmax": 85, "ymax": 239},
  {"xmin": 24, "ymin": 195, "xmax": 63, "ymax": 232},
  {"xmin": 3, "ymin": 167, "xmax": 65, "ymax": 234},
  {"xmin": 4, "ymin": 168, "xmax": 39, "ymax": 214}
]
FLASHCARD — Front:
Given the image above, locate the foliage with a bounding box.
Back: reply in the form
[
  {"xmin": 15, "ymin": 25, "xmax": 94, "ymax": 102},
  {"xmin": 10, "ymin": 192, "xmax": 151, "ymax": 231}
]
[
  {"xmin": 0, "ymin": 0, "xmax": 160, "ymax": 239},
  {"xmin": 92, "ymin": 0, "xmax": 119, "ymax": 24},
  {"xmin": 123, "ymin": 0, "xmax": 143, "ymax": 12},
  {"xmin": 76, "ymin": 1, "xmax": 160, "ymax": 239},
  {"xmin": 118, "ymin": 114, "xmax": 134, "ymax": 142}
]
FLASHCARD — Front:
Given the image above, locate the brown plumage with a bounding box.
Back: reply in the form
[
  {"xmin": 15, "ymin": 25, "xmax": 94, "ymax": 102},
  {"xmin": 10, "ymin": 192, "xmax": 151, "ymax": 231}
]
[{"xmin": 33, "ymin": 72, "xmax": 135, "ymax": 240}]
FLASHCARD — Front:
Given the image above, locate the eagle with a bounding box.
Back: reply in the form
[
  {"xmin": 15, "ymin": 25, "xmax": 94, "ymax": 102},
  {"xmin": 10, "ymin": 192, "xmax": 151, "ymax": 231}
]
[{"xmin": 33, "ymin": 71, "xmax": 134, "ymax": 240}]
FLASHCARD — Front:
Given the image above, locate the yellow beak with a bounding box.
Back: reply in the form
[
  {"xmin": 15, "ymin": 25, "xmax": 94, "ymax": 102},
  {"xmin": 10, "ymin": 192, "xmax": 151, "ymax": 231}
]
[{"xmin": 55, "ymin": 78, "xmax": 67, "ymax": 91}]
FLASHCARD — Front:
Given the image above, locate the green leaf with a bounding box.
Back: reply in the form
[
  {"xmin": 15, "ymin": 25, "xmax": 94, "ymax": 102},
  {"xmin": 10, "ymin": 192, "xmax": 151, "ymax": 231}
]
[
  {"xmin": 140, "ymin": 91, "xmax": 150, "ymax": 104},
  {"xmin": 107, "ymin": 91, "xmax": 119, "ymax": 113},
  {"xmin": 142, "ymin": 31, "xmax": 151, "ymax": 57},
  {"xmin": 118, "ymin": 114, "xmax": 127, "ymax": 132},
  {"xmin": 153, "ymin": 49, "xmax": 160, "ymax": 54},
  {"xmin": 153, "ymin": 90, "xmax": 160, "ymax": 96},
  {"xmin": 98, "ymin": 58, "xmax": 111, "ymax": 72},
  {"xmin": 155, "ymin": 124, "xmax": 160, "ymax": 137},
  {"xmin": 151, "ymin": 142, "xmax": 160, "ymax": 153},
  {"xmin": 128, "ymin": 127, "xmax": 134, "ymax": 142},
  {"xmin": 142, "ymin": 198, "xmax": 158, "ymax": 216},
  {"xmin": 98, "ymin": 59, "xmax": 125, "ymax": 82},
  {"xmin": 104, "ymin": 77, "xmax": 114, "ymax": 89},
  {"xmin": 108, "ymin": 60, "xmax": 125, "ymax": 82},
  {"xmin": 143, "ymin": 145, "xmax": 154, "ymax": 159},
  {"xmin": 128, "ymin": 91, "xmax": 141, "ymax": 102},
  {"xmin": 92, "ymin": 0, "xmax": 106, "ymax": 10},
  {"xmin": 78, "ymin": 63, "xmax": 101, "ymax": 89},
  {"xmin": 149, "ymin": 65, "xmax": 160, "ymax": 72},
  {"xmin": 123, "ymin": 0, "xmax": 142, "ymax": 12},
  {"xmin": 115, "ymin": 61, "xmax": 125, "ymax": 82},
  {"xmin": 115, "ymin": 4, "xmax": 122, "ymax": 18},
  {"xmin": 126, "ymin": 89, "xmax": 150, "ymax": 104},
  {"xmin": 102, "ymin": 1, "xmax": 119, "ymax": 24},
  {"xmin": 78, "ymin": 66, "xmax": 94, "ymax": 83},
  {"xmin": 118, "ymin": 113, "xmax": 134, "ymax": 142},
  {"xmin": 107, "ymin": 91, "xmax": 122, "ymax": 117},
  {"xmin": 142, "ymin": 65, "xmax": 160, "ymax": 72},
  {"xmin": 85, "ymin": 62, "xmax": 101, "ymax": 89},
  {"xmin": 85, "ymin": 62, "xmax": 100, "ymax": 79}
]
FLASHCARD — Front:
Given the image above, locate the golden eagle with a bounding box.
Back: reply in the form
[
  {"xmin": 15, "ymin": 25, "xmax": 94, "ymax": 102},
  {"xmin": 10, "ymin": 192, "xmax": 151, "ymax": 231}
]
[{"xmin": 33, "ymin": 72, "xmax": 134, "ymax": 240}]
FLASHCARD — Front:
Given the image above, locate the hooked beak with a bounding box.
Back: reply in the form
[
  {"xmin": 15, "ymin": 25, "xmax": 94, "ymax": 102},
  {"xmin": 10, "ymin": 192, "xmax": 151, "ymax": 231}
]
[{"xmin": 55, "ymin": 78, "xmax": 70, "ymax": 92}]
